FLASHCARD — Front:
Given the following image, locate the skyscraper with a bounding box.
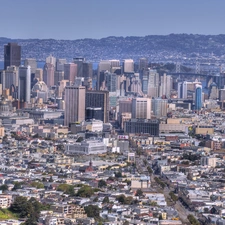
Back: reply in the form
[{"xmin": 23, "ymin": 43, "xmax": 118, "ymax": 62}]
[
  {"xmin": 4, "ymin": 43, "xmax": 21, "ymax": 70},
  {"xmin": 148, "ymin": 69, "xmax": 159, "ymax": 97},
  {"xmin": 24, "ymin": 58, "xmax": 37, "ymax": 74},
  {"xmin": 83, "ymin": 62, "xmax": 93, "ymax": 78},
  {"xmin": 64, "ymin": 86, "xmax": 86, "ymax": 126},
  {"xmin": 18, "ymin": 66, "xmax": 31, "ymax": 103},
  {"xmin": 123, "ymin": 59, "xmax": 134, "ymax": 73},
  {"xmin": 4, "ymin": 66, "xmax": 18, "ymax": 90},
  {"xmin": 54, "ymin": 71, "xmax": 64, "ymax": 85},
  {"xmin": 46, "ymin": 55, "xmax": 56, "ymax": 67},
  {"xmin": 132, "ymin": 97, "xmax": 151, "ymax": 119},
  {"xmin": 73, "ymin": 57, "xmax": 85, "ymax": 77},
  {"xmin": 195, "ymin": 84, "xmax": 202, "ymax": 110},
  {"xmin": 139, "ymin": 58, "xmax": 148, "ymax": 71},
  {"xmin": 43, "ymin": 63, "xmax": 55, "ymax": 87},
  {"xmin": 64, "ymin": 63, "xmax": 77, "ymax": 83},
  {"xmin": 152, "ymin": 98, "xmax": 168, "ymax": 118},
  {"xmin": 56, "ymin": 59, "xmax": 67, "ymax": 71},
  {"xmin": 85, "ymin": 90, "xmax": 109, "ymax": 123}
]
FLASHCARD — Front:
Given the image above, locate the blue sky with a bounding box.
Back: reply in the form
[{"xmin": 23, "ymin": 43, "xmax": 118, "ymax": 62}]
[{"xmin": 0, "ymin": 0, "xmax": 224, "ymax": 39}]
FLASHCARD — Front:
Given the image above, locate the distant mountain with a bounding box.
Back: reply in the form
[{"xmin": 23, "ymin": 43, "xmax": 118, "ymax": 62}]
[{"xmin": 0, "ymin": 34, "xmax": 225, "ymax": 62}]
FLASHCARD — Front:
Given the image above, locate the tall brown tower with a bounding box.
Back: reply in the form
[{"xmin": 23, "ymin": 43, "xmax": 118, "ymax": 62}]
[{"xmin": 4, "ymin": 43, "xmax": 21, "ymax": 70}]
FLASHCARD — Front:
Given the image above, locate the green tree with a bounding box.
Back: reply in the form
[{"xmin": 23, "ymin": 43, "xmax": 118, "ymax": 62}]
[
  {"xmin": 115, "ymin": 171, "xmax": 122, "ymax": 178},
  {"xmin": 12, "ymin": 182, "xmax": 23, "ymax": 191},
  {"xmin": 76, "ymin": 185, "xmax": 94, "ymax": 197},
  {"xmin": 84, "ymin": 205, "xmax": 100, "ymax": 218},
  {"xmin": 49, "ymin": 176, "xmax": 53, "ymax": 182},
  {"xmin": 10, "ymin": 196, "xmax": 29, "ymax": 218},
  {"xmin": 30, "ymin": 182, "xmax": 44, "ymax": 189},
  {"xmin": 0, "ymin": 184, "xmax": 8, "ymax": 192},
  {"xmin": 102, "ymin": 196, "xmax": 109, "ymax": 204},
  {"xmin": 57, "ymin": 184, "xmax": 75, "ymax": 196},
  {"xmin": 135, "ymin": 189, "xmax": 143, "ymax": 197},
  {"xmin": 98, "ymin": 180, "xmax": 107, "ymax": 188}
]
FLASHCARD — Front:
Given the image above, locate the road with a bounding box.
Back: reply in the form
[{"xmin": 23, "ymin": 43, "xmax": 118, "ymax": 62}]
[{"xmin": 136, "ymin": 155, "xmax": 194, "ymax": 224}]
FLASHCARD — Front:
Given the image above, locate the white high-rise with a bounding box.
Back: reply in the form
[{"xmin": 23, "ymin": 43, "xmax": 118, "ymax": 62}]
[
  {"xmin": 148, "ymin": 69, "xmax": 159, "ymax": 97},
  {"xmin": 132, "ymin": 97, "xmax": 151, "ymax": 119},
  {"xmin": 123, "ymin": 59, "xmax": 134, "ymax": 73}
]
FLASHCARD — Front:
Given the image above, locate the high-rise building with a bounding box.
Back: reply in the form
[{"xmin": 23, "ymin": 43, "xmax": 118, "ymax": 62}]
[
  {"xmin": 4, "ymin": 43, "xmax": 21, "ymax": 70},
  {"xmin": 24, "ymin": 58, "xmax": 37, "ymax": 74},
  {"xmin": 124, "ymin": 119, "xmax": 159, "ymax": 136},
  {"xmin": 46, "ymin": 55, "xmax": 56, "ymax": 67},
  {"xmin": 132, "ymin": 97, "xmax": 151, "ymax": 119},
  {"xmin": 139, "ymin": 58, "xmax": 148, "ymax": 71},
  {"xmin": 209, "ymin": 82, "xmax": 218, "ymax": 100},
  {"xmin": 85, "ymin": 90, "xmax": 109, "ymax": 123},
  {"xmin": 152, "ymin": 98, "xmax": 168, "ymax": 118},
  {"xmin": 123, "ymin": 59, "xmax": 134, "ymax": 73},
  {"xmin": 148, "ymin": 69, "xmax": 159, "ymax": 97},
  {"xmin": 83, "ymin": 62, "xmax": 93, "ymax": 78},
  {"xmin": 64, "ymin": 86, "xmax": 86, "ymax": 126},
  {"xmin": 159, "ymin": 74, "xmax": 172, "ymax": 98},
  {"xmin": 18, "ymin": 66, "xmax": 31, "ymax": 103},
  {"xmin": 54, "ymin": 71, "xmax": 64, "ymax": 85},
  {"xmin": 64, "ymin": 63, "xmax": 77, "ymax": 83},
  {"xmin": 35, "ymin": 69, "xmax": 43, "ymax": 81},
  {"xmin": 56, "ymin": 59, "xmax": 67, "ymax": 71},
  {"xmin": 105, "ymin": 72, "xmax": 117, "ymax": 92},
  {"xmin": 195, "ymin": 84, "xmax": 202, "ymax": 110},
  {"xmin": 97, "ymin": 60, "xmax": 111, "ymax": 90},
  {"xmin": 4, "ymin": 66, "xmax": 18, "ymax": 90},
  {"xmin": 43, "ymin": 63, "xmax": 55, "ymax": 87},
  {"xmin": 73, "ymin": 57, "xmax": 85, "ymax": 77}
]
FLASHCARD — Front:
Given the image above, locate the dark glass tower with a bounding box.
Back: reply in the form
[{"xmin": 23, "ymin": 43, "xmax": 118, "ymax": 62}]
[{"xmin": 4, "ymin": 43, "xmax": 21, "ymax": 70}]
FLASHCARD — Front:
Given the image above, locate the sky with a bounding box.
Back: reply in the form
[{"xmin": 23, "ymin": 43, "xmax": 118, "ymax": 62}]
[{"xmin": 0, "ymin": 0, "xmax": 225, "ymax": 40}]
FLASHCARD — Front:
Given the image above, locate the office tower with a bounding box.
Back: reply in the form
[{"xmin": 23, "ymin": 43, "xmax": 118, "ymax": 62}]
[
  {"xmin": 56, "ymin": 80, "xmax": 70, "ymax": 98},
  {"xmin": 4, "ymin": 66, "xmax": 18, "ymax": 89},
  {"xmin": 159, "ymin": 74, "xmax": 172, "ymax": 98},
  {"xmin": 4, "ymin": 43, "xmax": 21, "ymax": 70},
  {"xmin": 83, "ymin": 62, "xmax": 93, "ymax": 78},
  {"xmin": 123, "ymin": 59, "xmax": 134, "ymax": 73},
  {"xmin": 148, "ymin": 69, "xmax": 159, "ymax": 97},
  {"xmin": 56, "ymin": 59, "xmax": 67, "ymax": 71},
  {"xmin": 46, "ymin": 55, "xmax": 56, "ymax": 67},
  {"xmin": 54, "ymin": 71, "xmax": 64, "ymax": 85},
  {"xmin": 35, "ymin": 69, "xmax": 43, "ymax": 81},
  {"xmin": 64, "ymin": 63, "xmax": 77, "ymax": 83},
  {"xmin": 64, "ymin": 86, "xmax": 86, "ymax": 126},
  {"xmin": 18, "ymin": 66, "xmax": 31, "ymax": 103},
  {"xmin": 195, "ymin": 84, "xmax": 202, "ymax": 110},
  {"xmin": 132, "ymin": 97, "xmax": 151, "ymax": 119},
  {"xmin": 124, "ymin": 119, "xmax": 159, "ymax": 136},
  {"xmin": 119, "ymin": 99, "xmax": 132, "ymax": 114},
  {"xmin": 152, "ymin": 98, "xmax": 168, "ymax": 118},
  {"xmin": 98, "ymin": 60, "xmax": 111, "ymax": 90},
  {"xmin": 86, "ymin": 107, "xmax": 104, "ymax": 121},
  {"xmin": 219, "ymin": 89, "xmax": 225, "ymax": 101},
  {"xmin": 109, "ymin": 60, "xmax": 120, "ymax": 68},
  {"xmin": 105, "ymin": 72, "xmax": 117, "ymax": 92},
  {"xmin": 139, "ymin": 58, "xmax": 148, "ymax": 71},
  {"xmin": 24, "ymin": 58, "xmax": 37, "ymax": 74},
  {"xmin": 43, "ymin": 63, "xmax": 55, "ymax": 87},
  {"xmin": 209, "ymin": 82, "xmax": 218, "ymax": 100},
  {"xmin": 73, "ymin": 57, "xmax": 85, "ymax": 77},
  {"xmin": 85, "ymin": 90, "xmax": 109, "ymax": 123}
]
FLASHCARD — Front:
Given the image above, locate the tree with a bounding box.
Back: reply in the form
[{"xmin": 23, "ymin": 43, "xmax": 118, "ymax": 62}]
[
  {"xmin": 84, "ymin": 205, "xmax": 100, "ymax": 218},
  {"xmin": 12, "ymin": 181, "xmax": 23, "ymax": 191},
  {"xmin": 147, "ymin": 166, "xmax": 153, "ymax": 174},
  {"xmin": 30, "ymin": 181, "xmax": 44, "ymax": 189},
  {"xmin": 115, "ymin": 171, "xmax": 122, "ymax": 178},
  {"xmin": 102, "ymin": 196, "xmax": 109, "ymax": 204},
  {"xmin": 49, "ymin": 176, "xmax": 53, "ymax": 182},
  {"xmin": 0, "ymin": 184, "xmax": 8, "ymax": 192},
  {"xmin": 57, "ymin": 184, "xmax": 75, "ymax": 196},
  {"xmin": 76, "ymin": 185, "xmax": 94, "ymax": 197},
  {"xmin": 135, "ymin": 189, "xmax": 143, "ymax": 197},
  {"xmin": 10, "ymin": 196, "xmax": 29, "ymax": 218},
  {"xmin": 98, "ymin": 180, "xmax": 107, "ymax": 188}
]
